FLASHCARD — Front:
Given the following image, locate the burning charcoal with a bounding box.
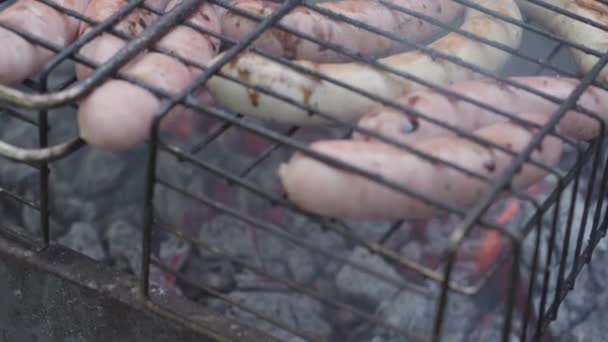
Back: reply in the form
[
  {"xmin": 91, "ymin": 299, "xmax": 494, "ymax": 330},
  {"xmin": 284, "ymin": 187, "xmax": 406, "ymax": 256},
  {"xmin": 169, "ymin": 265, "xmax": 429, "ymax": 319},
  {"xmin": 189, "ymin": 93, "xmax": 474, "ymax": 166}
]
[
  {"xmin": 104, "ymin": 219, "xmax": 142, "ymax": 275},
  {"xmin": 226, "ymin": 292, "xmax": 331, "ymax": 341},
  {"xmin": 374, "ymin": 284, "xmax": 476, "ymax": 342},
  {"xmin": 148, "ymin": 234, "xmax": 193, "ymax": 294},
  {"xmin": 149, "ymin": 265, "xmax": 183, "ymax": 296},
  {"xmin": 335, "ymin": 247, "xmax": 401, "ymax": 304},
  {"xmin": 58, "ymin": 222, "xmax": 106, "ymax": 261},
  {"xmin": 159, "ymin": 233, "xmax": 191, "ymax": 270}
]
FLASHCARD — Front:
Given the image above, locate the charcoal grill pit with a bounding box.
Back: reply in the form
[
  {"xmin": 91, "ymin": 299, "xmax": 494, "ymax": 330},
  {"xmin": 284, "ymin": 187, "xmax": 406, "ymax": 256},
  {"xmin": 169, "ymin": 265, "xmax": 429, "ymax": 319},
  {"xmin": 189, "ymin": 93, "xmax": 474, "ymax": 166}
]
[{"xmin": 1, "ymin": 0, "xmax": 608, "ymax": 341}]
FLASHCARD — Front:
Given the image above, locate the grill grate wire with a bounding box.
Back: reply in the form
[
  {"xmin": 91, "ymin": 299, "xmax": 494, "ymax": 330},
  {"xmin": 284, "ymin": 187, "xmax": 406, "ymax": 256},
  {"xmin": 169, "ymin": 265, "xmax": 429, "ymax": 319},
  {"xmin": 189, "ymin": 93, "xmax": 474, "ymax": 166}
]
[{"xmin": 1, "ymin": 0, "xmax": 608, "ymax": 341}]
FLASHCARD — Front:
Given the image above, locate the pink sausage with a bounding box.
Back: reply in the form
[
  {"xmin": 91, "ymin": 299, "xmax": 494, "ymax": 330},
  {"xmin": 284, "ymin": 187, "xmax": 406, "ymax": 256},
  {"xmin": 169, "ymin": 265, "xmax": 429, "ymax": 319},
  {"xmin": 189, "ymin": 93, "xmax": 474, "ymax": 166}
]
[
  {"xmin": 354, "ymin": 76, "xmax": 608, "ymax": 144},
  {"xmin": 0, "ymin": 0, "xmax": 90, "ymax": 85},
  {"xmin": 279, "ymin": 113, "xmax": 562, "ymax": 220},
  {"xmin": 77, "ymin": 0, "xmax": 221, "ymax": 151},
  {"xmin": 221, "ymin": 0, "xmax": 464, "ymax": 62}
]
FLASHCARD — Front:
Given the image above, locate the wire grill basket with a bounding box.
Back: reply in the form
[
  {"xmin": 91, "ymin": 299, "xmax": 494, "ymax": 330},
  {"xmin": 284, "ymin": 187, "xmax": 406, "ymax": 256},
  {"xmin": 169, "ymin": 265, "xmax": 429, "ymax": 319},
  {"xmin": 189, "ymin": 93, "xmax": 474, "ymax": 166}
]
[{"xmin": 1, "ymin": 0, "xmax": 608, "ymax": 341}]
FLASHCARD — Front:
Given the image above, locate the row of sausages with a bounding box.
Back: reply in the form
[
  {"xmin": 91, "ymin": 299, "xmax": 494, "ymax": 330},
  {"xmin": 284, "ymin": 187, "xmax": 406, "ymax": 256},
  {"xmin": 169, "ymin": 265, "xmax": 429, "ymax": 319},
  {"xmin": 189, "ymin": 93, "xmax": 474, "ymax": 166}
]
[{"xmin": 0, "ymin": 0, "xmax": 607, "ymax": 220}]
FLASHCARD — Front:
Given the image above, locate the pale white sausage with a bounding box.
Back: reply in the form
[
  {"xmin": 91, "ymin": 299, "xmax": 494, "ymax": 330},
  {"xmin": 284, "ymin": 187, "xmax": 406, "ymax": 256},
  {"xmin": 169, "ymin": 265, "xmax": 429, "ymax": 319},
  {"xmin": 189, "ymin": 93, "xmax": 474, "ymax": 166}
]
[
  {"xmin": 221, "ymin": 0, "xmax": 464, "ymax": 62},
  {"xmin": 205, "ymin": 0, "xmax": 523, "ymax": 125}
]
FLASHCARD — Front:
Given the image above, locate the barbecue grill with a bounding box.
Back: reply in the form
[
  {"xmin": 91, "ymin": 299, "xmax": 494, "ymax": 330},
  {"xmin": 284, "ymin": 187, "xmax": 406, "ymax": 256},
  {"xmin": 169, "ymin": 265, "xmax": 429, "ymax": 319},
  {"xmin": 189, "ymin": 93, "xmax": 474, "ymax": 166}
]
[{"xmin": 1, "ymin": 0, "xmax": 608, "ymax": 341}]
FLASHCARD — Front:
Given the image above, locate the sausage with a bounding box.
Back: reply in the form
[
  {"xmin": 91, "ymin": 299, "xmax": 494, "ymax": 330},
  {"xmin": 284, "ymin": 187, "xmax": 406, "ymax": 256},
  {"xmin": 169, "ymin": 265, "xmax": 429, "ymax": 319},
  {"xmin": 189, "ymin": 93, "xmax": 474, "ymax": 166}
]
[
  {"xmin": 0, "ymin": 0, "xmax": 90, "ymax": 85},
  {"xmin": 77, "ymin": 0, "xmax": 221, "ymax": 151},
  {"xmin": 221, "ymin": 0, "xmax": 464, "ymax": 62},
  {"xmin": 75, "ymin": 0, "xmax": 172, "ymax": 80},
  {"xmin": 514, "ymin": 0, "xmax": 608, "ymax": 84},
  {"xmin": 354, "ymin": 76, "xmax": 608, "ymax": 145},
  {"xmin": 278, "ymin": 113, "xmax": 563, "ymax": 219},
  {"xmin": 205, "ymin": 0, "xmax": 523, "ymax": 126}
]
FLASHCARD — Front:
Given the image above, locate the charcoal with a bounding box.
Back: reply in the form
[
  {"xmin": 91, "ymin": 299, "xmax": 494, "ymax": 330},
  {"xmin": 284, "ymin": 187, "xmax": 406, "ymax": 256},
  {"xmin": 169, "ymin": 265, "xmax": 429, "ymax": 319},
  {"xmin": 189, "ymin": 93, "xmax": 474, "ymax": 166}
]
[
  {"xmin": 21, "ymin": 203, "xmax": 67, "ymax": 239},
  {"xmin": 533, "ymin": 268, "xmax": 600, "ymax": 337},
  {"xmin": 72, "ymin": 149, "xmax": 129, "ymax": 196},
  {"xmin": 146, "ymin": 234, "xmax": 193, "ymax": 294},
  {"xmin": 571, "ymin": 291, "xmax": 608, "ymax": 342},
  {"xmin": 51, "ymin": 194, "xmax": 97, "ymax": 225},
  {"xmin": 104, "ymin": 219, "xmax": 142, "ymax": 275},
  {"xmin": 179, "ymin": 254, "xmax": 237, "ymax": 299},
  {"xmin": 234, "ymin": 260, "xmax": 290, "ymax": 289},
  {"xmin": 286, "ymin": 247, "xmax": 318, "ymax": 284},
  {"xmin": 465, "ymin": 313, "xmax": 521, "ymax": 342},
  {"xmin": 335, "ymin": 219, "xmax": 393, "ymax": 242},
  {"xmin": 198, "ymin": 214, "xmax": 286, "ymax": 261},
  {"xmin": 0, "ymin": 157, "xmax": 38, "ymax": 191},
  {"xmin": 374, "ymin": 285, "xmax": 476, "ymax": 342},
  {"xmin": 399, "ymin": 241, "xmax": 422, "ymax": 262},
  {"xmin": 226, "ymin": 292, "xmax": 331, "ymax": 341},
  {"xmin": 58, "ymin": 222, "xmax": 106, "ymax": 261},
  {"xmin": 335, "ymin": 247, "xmax": 401, "ymax": 304},
  {"xmin": 149, "ymin": 265, "xmax": 182, "ymax": 296},
  {"xmin": 288, "ymin": 216, "xmax": 347, "ymax": 276},
  {"xmin": 588, "ymin": 246, "xmax": 608, "ymax": 289}
]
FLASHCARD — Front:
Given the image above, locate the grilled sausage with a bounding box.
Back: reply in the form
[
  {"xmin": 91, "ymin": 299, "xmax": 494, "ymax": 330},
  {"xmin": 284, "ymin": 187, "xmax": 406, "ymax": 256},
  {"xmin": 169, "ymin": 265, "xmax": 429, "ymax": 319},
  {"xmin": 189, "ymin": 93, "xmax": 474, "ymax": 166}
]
[
  {"xmin": 354, "ymin": 76, "xmax": 608, "ymax": 145},
  {"xmin": 77, "ymin": 0, "xmax": 221, "ymax": 151},
  {"xmin": 0, "ymin": 0, "xmax": 90, "ymax": 85},
  {"xmin": 205, "ymin": 0, "xmax": 523, "ymax": 126},
  {"xmin": 278, "ymin": 113, "xmax": 562, "ymax": 219},
  {"xmin": 75, "ymin": 0, "xmax": 171, "ymax": 80},
  {"xmin": 221, "ymin": 0, "xmax": 464, "ymax": 62},
  {"xmin": 515, "ymin": 0, "xmax": 608, "ymax": 84}
]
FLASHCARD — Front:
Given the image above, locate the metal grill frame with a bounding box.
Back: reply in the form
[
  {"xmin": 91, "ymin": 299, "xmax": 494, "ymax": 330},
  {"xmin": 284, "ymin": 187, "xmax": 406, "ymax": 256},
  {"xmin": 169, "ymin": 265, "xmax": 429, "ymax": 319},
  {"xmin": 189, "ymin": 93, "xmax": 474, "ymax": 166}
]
[{"xmin": 1, "ymin": 0, "xmax": 608, "ymax": 341}]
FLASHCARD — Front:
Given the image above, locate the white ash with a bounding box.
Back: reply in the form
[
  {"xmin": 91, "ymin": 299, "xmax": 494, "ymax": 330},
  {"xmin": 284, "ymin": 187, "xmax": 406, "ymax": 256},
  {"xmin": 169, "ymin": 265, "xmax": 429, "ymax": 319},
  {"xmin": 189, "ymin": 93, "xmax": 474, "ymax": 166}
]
[{"xmin": 58, "ymin": 222, "xmax": 106, "ymax": 261}]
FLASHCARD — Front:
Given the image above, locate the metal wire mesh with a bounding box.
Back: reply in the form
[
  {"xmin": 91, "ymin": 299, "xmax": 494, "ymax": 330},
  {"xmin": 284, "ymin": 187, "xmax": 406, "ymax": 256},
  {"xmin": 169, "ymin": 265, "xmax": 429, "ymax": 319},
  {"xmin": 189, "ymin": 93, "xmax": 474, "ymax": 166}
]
[{"xmin": 1, "ymin": 0, "xmax": 608, "ymax": 341}]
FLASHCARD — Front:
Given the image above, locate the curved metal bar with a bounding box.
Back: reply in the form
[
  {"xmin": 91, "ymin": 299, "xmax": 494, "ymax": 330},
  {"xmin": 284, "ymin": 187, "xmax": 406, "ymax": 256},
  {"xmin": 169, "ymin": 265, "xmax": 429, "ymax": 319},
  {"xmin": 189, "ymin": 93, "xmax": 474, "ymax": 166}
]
[
  {"xmin": 0, "ymin": 0, "xmax": 204, "ymax": 109},
  {"xmin": 0, "ymin": 137, "xmax": 86, "ymax": 162}
]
